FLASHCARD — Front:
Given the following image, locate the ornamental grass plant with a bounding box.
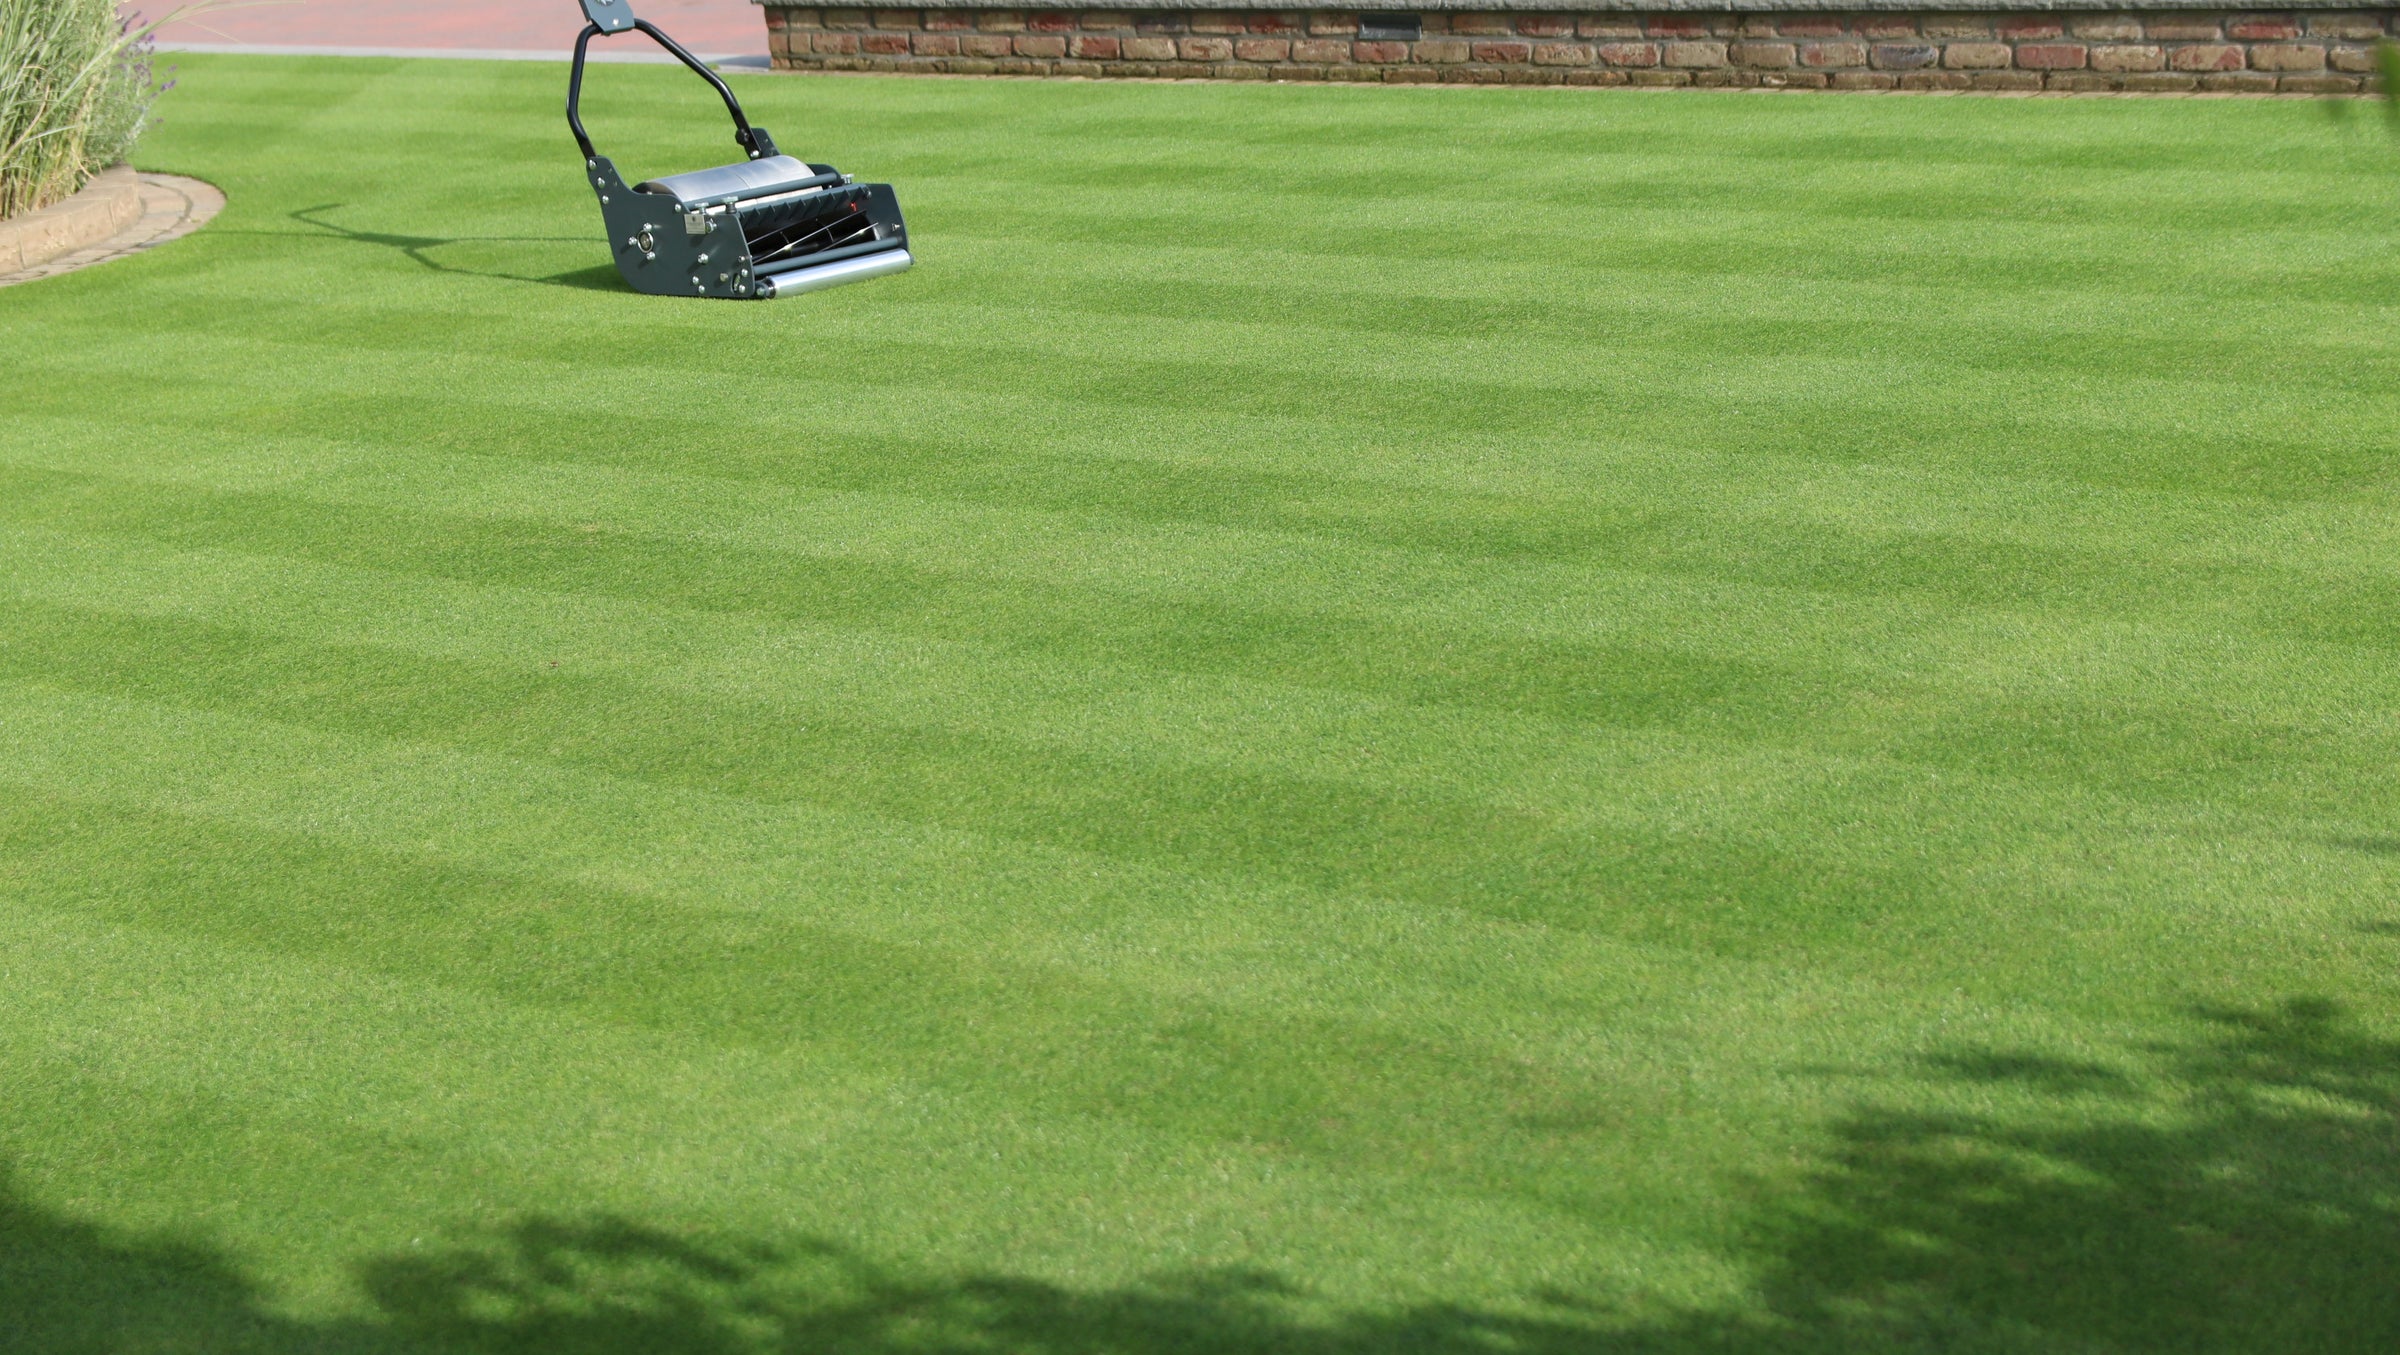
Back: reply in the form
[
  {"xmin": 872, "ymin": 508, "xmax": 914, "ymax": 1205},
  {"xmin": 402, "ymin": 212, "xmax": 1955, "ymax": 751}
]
[{"xmin": 0, "ymin": 0, "xmax": 175, "ymax": 218}]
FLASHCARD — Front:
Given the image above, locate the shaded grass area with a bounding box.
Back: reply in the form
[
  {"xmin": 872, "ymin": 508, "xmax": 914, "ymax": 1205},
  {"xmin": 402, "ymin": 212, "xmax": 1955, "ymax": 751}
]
[
  {"xmin": 6, "ymin": 1000, "xmax": 2395, "ymax": 1351},
  {"xmin": 3, "ymin": 56, "xmax": 2400, "ymax": 1350}
]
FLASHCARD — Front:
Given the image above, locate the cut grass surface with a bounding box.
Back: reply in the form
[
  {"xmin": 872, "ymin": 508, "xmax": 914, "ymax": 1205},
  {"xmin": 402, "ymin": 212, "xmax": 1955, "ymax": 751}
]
[{"xmin": 4, "ymin": 56, "xmax": 2400, "ymax": 1351}]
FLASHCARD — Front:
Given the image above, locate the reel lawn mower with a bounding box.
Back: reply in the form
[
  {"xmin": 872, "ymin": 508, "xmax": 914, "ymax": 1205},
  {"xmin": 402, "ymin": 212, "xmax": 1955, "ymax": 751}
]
[{"xmin": 566, "ymin": 0, "xmax": 911, "ymax": 299}]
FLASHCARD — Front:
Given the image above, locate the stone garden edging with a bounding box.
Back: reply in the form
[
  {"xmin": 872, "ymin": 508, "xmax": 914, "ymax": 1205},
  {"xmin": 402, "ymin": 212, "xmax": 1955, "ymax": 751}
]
[
  {"xmin": 0, "ymin": 170, "xmax": 223, "ymax": 289},
  {"xmin": 0, "ymin": 165, "xmax": 145, "ymax": 276}
]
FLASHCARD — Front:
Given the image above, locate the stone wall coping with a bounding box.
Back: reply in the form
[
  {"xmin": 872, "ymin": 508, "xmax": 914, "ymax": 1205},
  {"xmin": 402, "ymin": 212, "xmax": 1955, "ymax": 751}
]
[
  {"xmin": 0, "ymin": 165, "xmax": 144, "ymax": 277},
  {"xmin": 758, "ymin": 1, "xmax": 2392, "ymax": 10}
]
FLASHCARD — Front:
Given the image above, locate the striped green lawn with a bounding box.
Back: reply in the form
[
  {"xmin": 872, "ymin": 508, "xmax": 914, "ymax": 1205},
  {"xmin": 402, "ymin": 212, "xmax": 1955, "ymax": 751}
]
[{"xmin": 4, "ymin": 54, "xmax": 2400, "ymax": 1351}]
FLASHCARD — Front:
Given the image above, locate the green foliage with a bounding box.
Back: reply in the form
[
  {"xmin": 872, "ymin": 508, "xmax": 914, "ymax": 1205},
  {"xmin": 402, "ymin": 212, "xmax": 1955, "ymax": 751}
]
[{"xmin": 0, "ymin": 0, "xmax": 176, "ymax": 217}]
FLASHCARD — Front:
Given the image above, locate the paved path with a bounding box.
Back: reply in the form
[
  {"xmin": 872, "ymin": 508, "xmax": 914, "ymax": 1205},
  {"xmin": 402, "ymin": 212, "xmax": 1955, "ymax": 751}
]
[{"xmin": 137, "ymin": 0, "xmax": 769, "ymax": 61}]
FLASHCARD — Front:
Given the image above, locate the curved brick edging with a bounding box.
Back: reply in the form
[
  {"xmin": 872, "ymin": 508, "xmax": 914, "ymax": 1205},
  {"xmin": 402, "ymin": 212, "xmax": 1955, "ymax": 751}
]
[
  {"xmin": 0, "ymin": 173, "xmax": 224, "ymax": 289},
  {"xmin": 759, "ymin": 7, "xmax": 2395, "ymax": 91},
  {"xmin": 0, "ymin": 166, "xmax": 145, "ymax": 275}
]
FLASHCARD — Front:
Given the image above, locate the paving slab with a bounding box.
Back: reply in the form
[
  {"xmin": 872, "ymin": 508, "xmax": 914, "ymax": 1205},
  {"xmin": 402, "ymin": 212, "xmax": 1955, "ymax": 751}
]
[{"xmin": 135, "ymin": 0, "xmax": 768, "ymax": 60}]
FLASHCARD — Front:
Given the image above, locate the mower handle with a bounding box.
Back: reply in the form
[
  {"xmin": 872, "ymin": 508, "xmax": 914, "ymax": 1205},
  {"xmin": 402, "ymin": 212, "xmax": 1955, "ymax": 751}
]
[{"xmin": 566, "ymin": 4, "xmax": 779, "ymax": 164}]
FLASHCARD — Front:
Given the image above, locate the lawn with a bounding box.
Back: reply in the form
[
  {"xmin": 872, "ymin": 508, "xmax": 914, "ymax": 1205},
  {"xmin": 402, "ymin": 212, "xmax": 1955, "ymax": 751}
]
[{"xmin": 4, "ymin": 54, "xmax": 2400, "ymax": 1351}]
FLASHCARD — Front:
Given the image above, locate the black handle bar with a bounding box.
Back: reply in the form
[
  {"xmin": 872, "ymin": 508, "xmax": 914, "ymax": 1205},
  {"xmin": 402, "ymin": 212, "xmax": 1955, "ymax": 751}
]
[{"xmin": 566, "ymin": 19, "xmax": 778, "ymax": 163}]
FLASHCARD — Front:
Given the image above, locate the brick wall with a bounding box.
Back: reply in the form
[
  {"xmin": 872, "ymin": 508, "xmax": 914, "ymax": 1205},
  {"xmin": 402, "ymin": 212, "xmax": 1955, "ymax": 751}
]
[{"xmin": 759, "ymin": 8, "xmax": 2393, "ymax": 91}]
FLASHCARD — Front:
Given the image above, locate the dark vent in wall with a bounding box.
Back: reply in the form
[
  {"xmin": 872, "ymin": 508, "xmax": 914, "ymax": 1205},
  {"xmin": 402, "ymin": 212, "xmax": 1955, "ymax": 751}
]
[{"xmin": 1359, "ymin": 12, "xmax": 1422, "ymax": 40}]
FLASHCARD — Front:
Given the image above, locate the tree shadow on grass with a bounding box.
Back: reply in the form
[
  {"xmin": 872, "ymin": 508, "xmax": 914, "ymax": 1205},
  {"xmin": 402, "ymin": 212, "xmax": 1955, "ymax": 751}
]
[
  {"xmin": 269, "ymin": 205, "xmax": 627, "ymax": 293},
  {"xmin": 4, "ymin": 998, "xmax": 2396, "ymax": 1353}
]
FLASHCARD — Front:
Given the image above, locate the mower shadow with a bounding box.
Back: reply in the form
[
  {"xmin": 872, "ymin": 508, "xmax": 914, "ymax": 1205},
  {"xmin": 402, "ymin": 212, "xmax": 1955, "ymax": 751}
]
[
  {"xmin": 277, "ymin": 205, "xmax": 629, "ymax": 293},
  {"xmin": 4, "ymin": 998, "xmax": 2396, "ymax": 1353}
]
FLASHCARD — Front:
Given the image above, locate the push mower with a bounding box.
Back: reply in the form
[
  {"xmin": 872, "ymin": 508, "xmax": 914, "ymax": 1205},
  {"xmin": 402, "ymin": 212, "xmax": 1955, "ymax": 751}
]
[{"xmin": 566, "ymin": 0, "xmax": 912, "ymax": 299}]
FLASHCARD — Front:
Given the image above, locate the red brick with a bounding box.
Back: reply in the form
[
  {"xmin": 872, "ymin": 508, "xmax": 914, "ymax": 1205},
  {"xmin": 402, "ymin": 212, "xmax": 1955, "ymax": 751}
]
[
  {"xmin": 1517, "ymin": 14, "xmax": 1575, "ymax": 37},
  {"xmin": 1565, "ymin": 67, "xmax": 1629, "ymax": 84},
  {"xmin": 2227, "ymin": 16, "xmax": 2301, "ymax": 40},
  {"xmin": 911, "ymin": 31, "xmax": 958, "ymax": 54},
  {"xmin": 1290, "ymin": 38, "xmax": 1347, "ymax": 61},
  {"xmin": 1027, "ymin": 10, "xmax": 1076, "ymax": 31},
  {"xmin": 1079, "ymin": 11, "xmax": 1133, "ymax": 28},
  {"xmin": 924, "ymin": 10, "xmax": 973, "ymax": 30},
  {"xmin": 1998, "ymin": 17, "xmax": 2063, "ymax": 39},
  {"xmin": 2172, "ymin": 43, "xmax": 2245, "ymax": 70},
  {"xmin": 1472, "ymin": 40, "xmax": 1534, "ymax": 62},
  {"xmin": 1534, "ymin": 41, "xmax": 1594, "ymax": 63},
  {"xmin": 1872, "ymin": 43, "xmax": 1938, "ymax": 68},
  {"xmin": 2067, "ymin": 15, "xmax": 2143, "ymax": 40},
  {"xmin": 1857, "ymin": 16, "xmax": 1917, "ymax": 38},
  {"xmin": 813, "ymin": 31, "xmax": 860, "ymax": 53},
  {"xmin": 2014, "ymin": 42, "xmax": 2088, "ymax": 68},
  {"xmin": 2143, "ymin": 17, "xmax": 2222, "ymax": 40},
  {"xmin": 2250, "ymin": 42, "xmax": 2326, "ymax": 69},
  {"xmin": 1944, "ymin": 41, "xmax": 2014, "ymax": 68},
  {"xmin": 1234, "ymin": 37, "xmax": 1290, "ymax": 60},
  {"xmin": 957, "ymin": 32, "xmax": 1010, "ymax": 55},
  {"xmin": 1068, "ymin": 34, "xmax": 1118, "ymax": 58},
  {"xmin": 763, "ymin": 7, "xmax": 790, "ymax": 28},
  {"xmin": 1188, "ymin": 13, "xmax": 1241, "ymax": 33},
  {"xmin": 1250, "ymin": 12, "xmax": 1305, "ymax": 32},
  {"xmin": 1777, "ymin": 17, "xmax": 1847, "ymax": 38},
  {"xmin": 823, "ymin": 7, "xmax": 870, "ymax": 28},
  {"xmin": 861, "ymin": 32, "xmax": 910, "ymax": 53},
  {"xmin": 1734, "ymin": 41, "xmax": 1796, "ymax": 67},
  {"xmin": 1308, "ymin": 11, "xmax": 1358, "ymax": 35},
  {"xmin": 1596, "ymin": 41, "xmax": 1659, "ymax": 66},
  {"xmin": 1179, "ymin": 36, "xmax": 1234, "ymax": 59},
  {"xmin": 972, "ymin": 9, "xmax": 1022, "ymax": 31},
  {"xmin": 1801, "ymin": 41, "xmax": 1868, "ymax": 67},
  {"xmin": 1449, "ymin": 13, "xmax": 1512, "ymax": 34},
  {"xmin": 1921, "ymin": 16, "xmax": 1995, "ymax": 39},
  {"xmin": 2089, "ymin": 43, "xmax": 2163, "ymax": 71},
  {"xmin": 2310, "ymin": 13, "xmax": 2387, "ymax": 40},
  {"xmin": 1353, "ymin": 39, "xmax": 1408, "ymax": 61},
  {"xmin": 1662, "ymin": 40, "xmax": 1728, "ymax": 67},
  {"xmin": 1579, "ymin": 18, "xmax": 1644, "ymax": 38},
  {"xmin": 1647, "ymin": 17, "xmax": 1709, "ymax": 38}
]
